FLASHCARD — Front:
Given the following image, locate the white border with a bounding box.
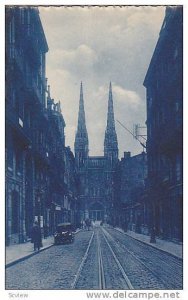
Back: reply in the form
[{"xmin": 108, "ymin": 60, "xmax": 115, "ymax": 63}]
[{"xmin": 1, "ymin": 1, "xmax": 187, "ymax": 300}]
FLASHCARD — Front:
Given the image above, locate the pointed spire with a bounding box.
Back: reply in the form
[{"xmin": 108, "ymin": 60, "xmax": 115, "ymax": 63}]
[
  {"xmin": 107, "ymin": 82, "xmax": 115, "ymax": 129},
  {"xmin": 77, "ymin": 81, "xmax": 87, "ymax": 131},
  {"xmin": 104, "ymin": 82, "xmax": 118, "ymax": 160},
  {"xmin": 74, "ymin": 82, "xmax": 89, "ymax": 157},
  {"xmin": 80, "ymin": 81, "xmax": 83, "ymax": 97},
  {"xmin": 109, "ymin": 81, "xmax": 112, "ymax": 93}
]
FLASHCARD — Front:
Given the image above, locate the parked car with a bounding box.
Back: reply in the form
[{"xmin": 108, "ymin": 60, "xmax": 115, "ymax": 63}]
[{"xmin": 54, "ymin": 223, "xmax": 75, "ymax": 245}]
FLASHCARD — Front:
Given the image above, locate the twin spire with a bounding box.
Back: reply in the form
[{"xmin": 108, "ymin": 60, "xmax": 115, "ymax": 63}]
[
  {"xmin": 74, "ymin": 82, "xmax": 118, "ymax": 159},
  {"xmin": 77, "ymin": 81, "xmax": 87, "ymax": 132},
  {"xmin": 104, "ymin": 82, "xmax": 118, "ymax": 158}
]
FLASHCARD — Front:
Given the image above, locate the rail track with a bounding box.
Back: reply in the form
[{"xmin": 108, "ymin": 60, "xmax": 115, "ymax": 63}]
[
  {"xmin": 100, "ymin": 229, "xmax": 133, "ymax": 289},
  {"xmin": 71, "ymin": 231, "xmax": 95, "ymax": 289},
  {"xmin": 72, "ymin": 227, "xmax": 133, "ymax": 289},
  {"xmin": 102, "ymin": 227, "xmax": 182, "ymax": 289}
]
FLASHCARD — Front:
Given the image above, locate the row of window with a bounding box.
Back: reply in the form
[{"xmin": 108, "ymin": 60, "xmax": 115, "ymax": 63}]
[
  {"xmin": 149, "ymin": 153, "xmax": 182, "ymax": 182},
  {"xmin": 147, "ymin": 98, "xmax": 182, "ymax": 138},
  {"xmin": 7, "ymin": 148, "xmax": 23, "ymax": 176}
]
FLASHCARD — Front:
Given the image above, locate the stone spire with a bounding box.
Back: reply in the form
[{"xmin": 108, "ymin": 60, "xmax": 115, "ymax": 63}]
[
  {"xmin": 74, "ymin": 82, "xmax": 89, "ymax": 165},
  {"xmin": 104, "ymin": 82, "xmax": 118, "ymax": 161},
  {"xmin": 77, "ymin": 82, "xmax": 87, "ymax": 133}
]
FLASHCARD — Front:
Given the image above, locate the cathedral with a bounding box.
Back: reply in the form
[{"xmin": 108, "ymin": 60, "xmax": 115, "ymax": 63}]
[{"xmin": 74, "ymin": 82, "xmax": 119, "ymax": 222}]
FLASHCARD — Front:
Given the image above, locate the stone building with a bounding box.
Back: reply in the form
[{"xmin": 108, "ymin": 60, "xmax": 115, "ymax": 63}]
[
  {"xmin": 5, "ymin": 6, "xmax": 49, "ymax": 244},
  {"xmin": 64, "ymin": 146, "xmax": 80, "ymax": 227},
  {"xmin": 143, "ymin": 6, "xmax": 183, "ymax": 241},
  {"xmin": 5, "ymin": 6, "xmax": 71, "ymax": 244},
  {"xmin": 114, "ymin": 152, "xmax": 148, "ymax": 233},
  {"xmin": 74, "ymin": 82, "xmax": 119, "ymax": 223},
  {"xmin": 46, "ymin": 87, "xmax": 66, "ymax": 234}
]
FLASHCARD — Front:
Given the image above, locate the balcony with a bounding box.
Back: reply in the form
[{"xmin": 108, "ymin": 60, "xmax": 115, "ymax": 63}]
[{"xmin": 25, "ymin": 75, "xmax": 43, "ymax": 106}]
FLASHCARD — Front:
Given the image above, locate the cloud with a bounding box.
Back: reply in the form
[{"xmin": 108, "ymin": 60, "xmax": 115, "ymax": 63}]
[
  {"xmin": 39, "ymin": 6, "xmax": 165, "ymax": 157},
  {"xmin": 113, "ymin": 85, "xmax": 141, "ymax": 106}
]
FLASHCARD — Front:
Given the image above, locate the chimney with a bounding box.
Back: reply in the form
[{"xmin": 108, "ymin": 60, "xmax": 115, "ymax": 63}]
[{"xmin": 124, "ymin": 151, "xmax": 131, "ymax": 159}]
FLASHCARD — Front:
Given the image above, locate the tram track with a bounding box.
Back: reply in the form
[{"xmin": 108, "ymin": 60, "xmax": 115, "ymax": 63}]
[
  {"xmin": 102, "ymin": 227, "xmax": 182, "ymax": 289},
  {"xmin": 71, "ymin": 226, "xmax": 182, "ymax": 289},
  {"xmin": 100, "ymin": 229, "xmax": 133, "ymax": 289},
  {"xmin": 73, "ymin": 227, "xmax": 134, "ymax": 289},
  {"xmin": 71, "ymin": 231, "xmax": 95, "ymax": 289},
  {"xmin": 97, "ymin": 230, "xmax": 106, "ymax": 289}
]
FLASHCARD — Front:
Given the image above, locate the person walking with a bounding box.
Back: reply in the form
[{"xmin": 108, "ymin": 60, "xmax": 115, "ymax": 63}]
[
  {"xmin": 31, "ymin": 221, "xmax": 42, "ymax": 251},
  {"xmin": 85, "ymin": 218, "xmax": 91, "ymax": 231}
]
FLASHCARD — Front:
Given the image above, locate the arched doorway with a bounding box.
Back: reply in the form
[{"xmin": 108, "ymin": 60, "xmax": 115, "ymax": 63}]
[{"xmin": 89, "ymin": 202, "xmax": 104, "ymax": 221}]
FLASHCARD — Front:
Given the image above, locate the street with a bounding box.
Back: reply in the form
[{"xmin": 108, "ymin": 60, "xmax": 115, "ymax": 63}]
[{"xmin": 6, "ymin": 226, "xmax": 183, "ymax": 290}]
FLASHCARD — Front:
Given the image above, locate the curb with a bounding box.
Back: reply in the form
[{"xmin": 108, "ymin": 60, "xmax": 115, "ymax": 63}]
[
  {"xmin": 6, "ymin": 243, "xmax": 54, "ymax": 268},
  {"xmin": 114, "ymin": 228, "xmax": 183, "ymax": 261},
  {"xmin": 6, "ymin": 229, "xmax": 82, "ymax": 268}
]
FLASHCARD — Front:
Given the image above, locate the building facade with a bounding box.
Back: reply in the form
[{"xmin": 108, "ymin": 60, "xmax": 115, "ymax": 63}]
[
  {"xmin": 74, "ymin": 82, "xmax": 119, "ymax": 223},
  {"xmin": 143, "ymin": 7, "xmax": 183, "ymax": 241},
  {"xmin": 5, "ymin": 6, "xmax": 77, "ymax": 245},
  {"xmin": 46, "ymin": 87, "xmax": 66, "ymax": 234},
  {"xmin": 114, "ymin": 152, "xmax": 148, "ymax": 233},
  {"xmin": 6, "ymin": 6, "xmax": 49, "ymax": 244},
  {"xmin": 64, "ymin": 146, "xmax": 80, "ymax": 227}
]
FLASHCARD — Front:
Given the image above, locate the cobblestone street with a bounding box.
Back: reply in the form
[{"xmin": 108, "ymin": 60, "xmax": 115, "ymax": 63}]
[{"xmin": 6, "ymin": 226, "xmax": 183, "ymax": 290}]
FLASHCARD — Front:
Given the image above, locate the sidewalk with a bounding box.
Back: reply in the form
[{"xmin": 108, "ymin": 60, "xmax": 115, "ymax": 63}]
[
  {"xmin": 115, "ymin": 227, "xmax": 183, "ymax": 259},
  {"xmin": 6, "ymin": 229, "xmax": 82, "ymax": 268},
  {"xmin": 6, "ymin": 236, "xmax": 54, "ymax": 267}
]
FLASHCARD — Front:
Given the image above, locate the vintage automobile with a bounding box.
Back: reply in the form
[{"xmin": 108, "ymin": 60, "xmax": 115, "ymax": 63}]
[{"xmin": 54, "ymin": 223, "xmax": 75, "ymax": 245}]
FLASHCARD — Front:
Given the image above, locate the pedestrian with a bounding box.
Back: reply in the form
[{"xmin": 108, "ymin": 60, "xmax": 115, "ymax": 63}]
[
  {"xmin": 123, "ymin": 218, "xmax": 128, "ymax": 232},
  {"xmin": 85, "ymin": 218, "xmax": 91, "ymax": 231},
  {"xmin": 81, "ymin": 220, "xmax": 86, "ymax": 230},
  {"xmin": 31, "ymin": 221, "xmax": 42, "ymax": 251},
  {"xmin": 43, "ymin": 224, "xmax": 48, "ymax": 239}
]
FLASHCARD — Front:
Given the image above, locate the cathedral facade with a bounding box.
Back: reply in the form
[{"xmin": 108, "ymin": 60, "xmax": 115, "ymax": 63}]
[{"xmin": 74, "ymin": 82, "xmax": 119, "ymax": 222}]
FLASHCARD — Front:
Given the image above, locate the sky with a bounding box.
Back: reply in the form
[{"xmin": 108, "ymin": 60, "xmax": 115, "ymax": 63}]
[{"xmin": 39, "ymin": 5, "xmax": 165, "ymax": 158}]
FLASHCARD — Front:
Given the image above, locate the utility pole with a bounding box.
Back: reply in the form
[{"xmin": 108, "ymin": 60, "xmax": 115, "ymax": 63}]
[
  {"xmin": 117, "ymin": 120, "xmax": 156, "ymax": 243},
  {"xmin": 116, "ymin": 120, "xmax": 146, "ymax": 150}
]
